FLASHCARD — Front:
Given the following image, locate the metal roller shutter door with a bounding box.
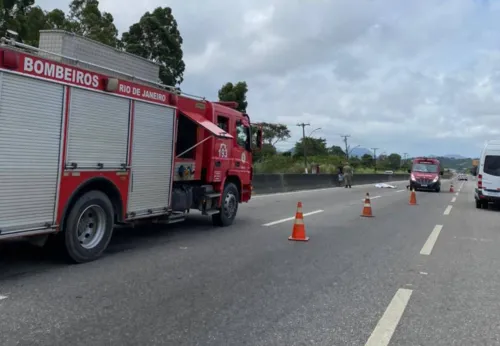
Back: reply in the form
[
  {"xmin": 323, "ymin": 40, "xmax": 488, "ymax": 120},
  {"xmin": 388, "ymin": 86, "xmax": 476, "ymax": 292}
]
[
  {"xmin": 127, "ymin": 102, "xmax": 175, "ymax": 216},
  {"xmin": 67, "ymin": 87, "xmax": 130, "ymax": 169},
  {"xmin": 0, "ymin": 73, "xmax": 64, "ymax": 232}
]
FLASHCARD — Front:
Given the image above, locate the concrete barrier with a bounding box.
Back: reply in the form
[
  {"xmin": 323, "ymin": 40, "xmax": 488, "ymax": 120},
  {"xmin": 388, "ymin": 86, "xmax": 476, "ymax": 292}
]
[{"xmin": 252, "ymin": 173, "xmax": 410, "ymax": 194}]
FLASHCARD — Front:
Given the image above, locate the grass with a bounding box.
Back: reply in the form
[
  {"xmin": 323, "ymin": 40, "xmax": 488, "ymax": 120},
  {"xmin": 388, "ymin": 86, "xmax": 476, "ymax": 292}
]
[{"xmin": 253, "ymin": 155, "xmax": 408, "ymax": 174}]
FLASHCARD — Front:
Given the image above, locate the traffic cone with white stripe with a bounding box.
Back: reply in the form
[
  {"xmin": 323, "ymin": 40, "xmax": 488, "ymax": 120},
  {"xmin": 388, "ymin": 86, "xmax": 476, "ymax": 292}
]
[
  {"xmin": 409, "ymin": 188, "xmax": 417, "ymax": 205},
  {"xmin": 449, "ymin": 183, "xmax": 454, "ymax": 193},
  {"xmin": 288, "ymin": 201, "xmax": 309, "ymax": 241},
  {"xmin": 361, "ymin": 193, "xmax": 374, "ymax": 217}
]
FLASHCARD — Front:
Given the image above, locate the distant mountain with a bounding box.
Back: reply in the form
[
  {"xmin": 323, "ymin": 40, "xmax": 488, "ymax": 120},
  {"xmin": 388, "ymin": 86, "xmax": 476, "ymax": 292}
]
[
  {"xmin": 443, "ymin": 154, "xmax": 466, "ymax": 159},
  {"xmin": 350, "ymin": 147, "xmax": 373, "ymax": 157}
]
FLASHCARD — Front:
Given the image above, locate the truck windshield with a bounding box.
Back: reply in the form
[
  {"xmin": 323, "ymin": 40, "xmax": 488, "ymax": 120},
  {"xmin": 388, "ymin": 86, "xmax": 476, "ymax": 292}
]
[{"xmin": 412, "ymin": 163, "xmax": 438, "ymax": 173}]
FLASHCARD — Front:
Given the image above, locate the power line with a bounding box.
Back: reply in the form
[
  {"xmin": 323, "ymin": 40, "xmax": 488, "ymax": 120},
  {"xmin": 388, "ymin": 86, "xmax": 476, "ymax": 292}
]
[{"xmin": 297, "ymin": 123, "xmax": 310, "ymax": 173}]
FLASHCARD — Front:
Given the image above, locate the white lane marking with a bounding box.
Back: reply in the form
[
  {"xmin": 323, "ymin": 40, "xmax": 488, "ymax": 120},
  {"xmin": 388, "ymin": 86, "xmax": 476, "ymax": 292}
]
[
  {"xmin": 420, "ymin": 272, "xmax": 428, "ymax": 275},
  {"xmin": 443, "ymin": 205, "xmax": 453, "ymax": 215},
  {"xmin": 455, "ymin": 192, "xmax": 459, "ymax": 196},
  {"xmin": 396, "ymin": 189, "xmax": 406, "ymax": 193},
  {"xmin": 251, "ymin": 180, "xmax": 409, "ymax": 199},
  {"xmin": 365, "ymin": 288, "xmax": 413, "ymax": 346},
  {"xmin": 0, "ymin": 295, "xmax": 7, "ymax": 300},
  {"xmin": 451, "ymin": 197, "xmax": 456, "ymax": 203},
  {"xmin": 420, "ymin": 225, "xmax": 443, "ymax": 255},
  {"xmin": 361, "ymin": 195, "xmax": 382, "ymax": 201},
  {"xmin": 262, "ymin": 209, "xmax": 324, "ymax": 226}
]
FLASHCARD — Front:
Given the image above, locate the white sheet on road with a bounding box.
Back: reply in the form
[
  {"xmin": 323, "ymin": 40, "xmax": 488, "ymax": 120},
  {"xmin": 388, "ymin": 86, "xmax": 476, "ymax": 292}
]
[{"xmin": 375, "ymin": 183, "xmax": 397, "ymax": 188}]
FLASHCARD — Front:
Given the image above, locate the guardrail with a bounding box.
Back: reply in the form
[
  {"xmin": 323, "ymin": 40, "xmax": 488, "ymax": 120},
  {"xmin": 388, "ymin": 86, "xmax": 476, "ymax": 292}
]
[{"xmin": 252, "ymin": 172, "xmax": 454, "ymax": 194}]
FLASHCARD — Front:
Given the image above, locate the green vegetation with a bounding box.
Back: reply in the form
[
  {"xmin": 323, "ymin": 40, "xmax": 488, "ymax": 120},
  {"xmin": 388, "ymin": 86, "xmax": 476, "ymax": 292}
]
[{"xmin": 1, "ymin": 0, "xmax": 185, "ymax": 86}]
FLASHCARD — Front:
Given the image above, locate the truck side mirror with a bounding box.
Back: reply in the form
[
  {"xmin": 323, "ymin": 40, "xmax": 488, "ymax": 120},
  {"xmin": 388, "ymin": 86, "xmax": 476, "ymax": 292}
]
[
  {"xmin": 440, "ymin": 171, "xmax": 444, "ymax": 176},
  {"xmin": 256, "ymin": 128, "xmax": 263, "ymax": 150}
]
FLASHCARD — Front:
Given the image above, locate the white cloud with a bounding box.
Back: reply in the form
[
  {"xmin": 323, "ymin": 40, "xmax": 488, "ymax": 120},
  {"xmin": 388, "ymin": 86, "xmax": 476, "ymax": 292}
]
[{"xmin": 36, "ymin": 0, "xmax": 500, "ymax": 157}]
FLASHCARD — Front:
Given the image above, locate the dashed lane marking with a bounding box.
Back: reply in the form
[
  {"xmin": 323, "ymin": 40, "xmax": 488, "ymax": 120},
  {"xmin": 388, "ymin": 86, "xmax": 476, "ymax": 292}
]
[
  {"xmin": 451, "ymin": 197, "xmax": 456, "ymax": 203},
  {"xmin": 420, "ymin": 225, "xmax": 443, "ymax": 256},
  {"xmin": 365, "ymin": 288, "xmax": 413, "ymax": 346},
  {"xmin": 0, "ymin": 295, "xmax": 7, "ymax": 300},
  {"xmin": 444, "ymin": 205, "xmax": 453, "ymax": 215},
  {"xmin": 262, "ymin": 209, "xmax": 324, "ymax": 226},
  {"xmin": 455, "ymin": 192, "xmax": 459, "ymax": 196}
]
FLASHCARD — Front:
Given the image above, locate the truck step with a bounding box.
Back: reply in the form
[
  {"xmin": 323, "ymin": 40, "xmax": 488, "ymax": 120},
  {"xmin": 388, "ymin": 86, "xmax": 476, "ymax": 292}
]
[
  {"xmin": 201, "ymin": 184, "xmax": 215, "ymax": 194},
  {"xmin": 204, "ymin": 193, "xmax": 221, "ymax": 199},
  {"xmin": 202, "ymin": 209, "xmax": 220, "ymax": 216}
]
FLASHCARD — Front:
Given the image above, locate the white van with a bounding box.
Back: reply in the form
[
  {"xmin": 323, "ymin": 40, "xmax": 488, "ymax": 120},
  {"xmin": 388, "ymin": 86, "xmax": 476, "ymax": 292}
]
[{"xmin": 473, "ymin": 140, "xmax": 500, "ymax": 209}]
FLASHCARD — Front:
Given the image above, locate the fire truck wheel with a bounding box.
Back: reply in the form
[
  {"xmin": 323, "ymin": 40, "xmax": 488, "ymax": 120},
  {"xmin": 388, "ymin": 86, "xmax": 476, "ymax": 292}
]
[
  {"xmin": 63, "ymin": 190, "xmax": 115, "ymax": 263},
  {"xmin": 212, "ymin": 182, "xmax": 239, "ymax": 227}
]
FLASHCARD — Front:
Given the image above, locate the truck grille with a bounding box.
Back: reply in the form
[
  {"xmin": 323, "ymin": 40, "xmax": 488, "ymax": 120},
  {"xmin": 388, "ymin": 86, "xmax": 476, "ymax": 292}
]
[{"xmin": 416, "ymin": 178, "xmax": 433, "ymax": 185}]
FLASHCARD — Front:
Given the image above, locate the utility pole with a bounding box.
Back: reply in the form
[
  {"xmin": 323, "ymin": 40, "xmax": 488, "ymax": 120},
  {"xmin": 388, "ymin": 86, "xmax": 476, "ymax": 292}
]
[
  {"xmin": 297, "ymin": 123, "xmax": 310, "ymax": 173},
  {"xmin": 340, "ymin": 134, "xmax": 351, "ymax": 160},
  {"xmin": 371, "ymin": 147, "xmax": 379, "ymax": 172},
  {"xmin": 403, "ymin": 152, "xmax": 408, "ymax": 168}
]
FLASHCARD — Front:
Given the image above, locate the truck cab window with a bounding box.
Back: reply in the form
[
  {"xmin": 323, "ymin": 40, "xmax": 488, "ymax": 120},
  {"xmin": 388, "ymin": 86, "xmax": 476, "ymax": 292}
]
[
  {"xmin": 236, "ymin": 121, "xmax": 249, "ymax": 149},
  {"xmin": 217, "ymin": 116, "xmax": 229, "ymax": 132},
  {"xmin": 176, "ymin": 113, "xmax": 197, "ymax": 159}
]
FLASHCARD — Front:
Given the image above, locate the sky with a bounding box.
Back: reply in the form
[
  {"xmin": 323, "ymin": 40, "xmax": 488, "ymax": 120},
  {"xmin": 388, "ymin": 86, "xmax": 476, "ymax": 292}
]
[{"xmin": 37, "ymin": 0, "xmax": 500, "ymax": 158}]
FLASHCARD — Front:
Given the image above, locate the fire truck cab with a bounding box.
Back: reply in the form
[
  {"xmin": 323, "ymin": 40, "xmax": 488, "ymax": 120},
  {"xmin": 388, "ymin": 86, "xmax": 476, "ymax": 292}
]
[
  {"xmin": 0, "ymin": 30, "xmax": 262, "ymax": 263},
  {"xmin": 408, "ymin": 157, "xmax": 444, "ymax": 192}
]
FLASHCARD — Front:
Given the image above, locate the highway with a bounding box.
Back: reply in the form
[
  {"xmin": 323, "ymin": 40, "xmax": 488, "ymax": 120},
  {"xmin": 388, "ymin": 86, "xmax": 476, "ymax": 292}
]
[{"xmin": 1, "ymin": 177, "xmax": 498, "ymax": 346}]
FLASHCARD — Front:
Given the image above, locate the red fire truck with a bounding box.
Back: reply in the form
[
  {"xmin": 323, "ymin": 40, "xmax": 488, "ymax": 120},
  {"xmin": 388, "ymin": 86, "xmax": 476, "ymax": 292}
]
[
  {"xmin": 408, "ymin": 157, "xmax": 444, "ymax": 192},
  {"xmin": 0, "ymin": 31, "xmax": 262, "ymax": 263}
]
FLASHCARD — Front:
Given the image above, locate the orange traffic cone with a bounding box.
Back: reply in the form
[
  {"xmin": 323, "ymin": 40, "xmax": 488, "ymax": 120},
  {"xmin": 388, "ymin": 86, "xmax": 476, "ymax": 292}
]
[
  {"xmin": 449, "ymin": 183, "xmax": 454, "ymax": 193},
  {"xmin": 289, "ymin": 202, "xmax": 309, "ymax": 241},
  {"xmin": 361, "ymin": 193, "xmax": 374, "ymax": 217},
  {"xmin": 409, "ymin": 188, "xmax": 417, "ymax": 205}
]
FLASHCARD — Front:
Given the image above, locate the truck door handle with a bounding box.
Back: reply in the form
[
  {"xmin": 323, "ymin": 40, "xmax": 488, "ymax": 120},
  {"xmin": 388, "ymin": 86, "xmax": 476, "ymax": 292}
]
[{"xmin": 236, "ymin": 161, "xmax": 240, "ymax": 167}]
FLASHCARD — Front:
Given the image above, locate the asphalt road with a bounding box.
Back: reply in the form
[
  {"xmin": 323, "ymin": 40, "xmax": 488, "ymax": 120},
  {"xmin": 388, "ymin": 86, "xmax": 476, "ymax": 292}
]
[{"xmin": 0, "ymin": 177, "xmax": 497, "ymax": 346}]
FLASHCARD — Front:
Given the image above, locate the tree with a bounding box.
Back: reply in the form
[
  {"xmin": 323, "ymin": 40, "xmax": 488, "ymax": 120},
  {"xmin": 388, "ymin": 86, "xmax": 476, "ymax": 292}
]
[
  {"xmin": 68, "ymin": 0, "xmax": 119, "ymax": 47},
  {"xmin": 0, "ymin": 0, "xmax": 41, "ymax": 44},
  {"xmin": 329, "ymin": 145, "xmax": 345, "ymax": 157},
  {"xmin": 45, "ymin": 9, "xmax": 71, "ymax": 30},
  {"xmin": 361, "ymin": 154, "xmax": 373, "ymax": 167},
  {"xmin": 218, "ymin": 81, "xmax": 248, "ymax": 113},
  {"xmin": 252, "ymin": 143, "xmax": 277, "ymax": 162},
  {"xmin": 294, "ymin": 137, "xmax": 328, "ymax": 157},
  {"xmin": 122, "ymin": 7, "xmax": 185, "ymax": 86},
  {"xmin": 387, "ymin": 153, "xmax": 402, "ymax": 170},
  {"xmin": 261, "ymin": 122, "xmax": 290, "ymax": 146}
]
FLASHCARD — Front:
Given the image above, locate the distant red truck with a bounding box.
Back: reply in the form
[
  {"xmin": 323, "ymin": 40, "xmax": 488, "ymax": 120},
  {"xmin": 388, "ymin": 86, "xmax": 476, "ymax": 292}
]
[{"xmin": 408, "ymin": 157, "xmax": 444, "ymax": 192}]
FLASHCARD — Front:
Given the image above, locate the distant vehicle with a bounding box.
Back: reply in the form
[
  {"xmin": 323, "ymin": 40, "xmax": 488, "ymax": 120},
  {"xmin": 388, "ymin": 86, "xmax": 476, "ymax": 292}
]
[
  {"xmin": 473, "ymin": 140, "xmax": 500, "ymax": 209},
  {"xmin": 457, "ymin": 174, "xmax": 468, "ymax": 181},
  {"xmin": 408, "ymin": 157, "xmax": 444, "ymax": 192}
]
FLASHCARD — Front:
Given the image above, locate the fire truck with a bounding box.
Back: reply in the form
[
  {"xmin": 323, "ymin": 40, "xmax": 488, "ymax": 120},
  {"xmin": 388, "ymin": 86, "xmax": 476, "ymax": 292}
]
[
  {"xmin": 0, "ymin": 30, "xmax": 262, "ymax": 263},
  {"xmin": 408, "ymin": 157, "xmax": 444, "ymax": 192}
]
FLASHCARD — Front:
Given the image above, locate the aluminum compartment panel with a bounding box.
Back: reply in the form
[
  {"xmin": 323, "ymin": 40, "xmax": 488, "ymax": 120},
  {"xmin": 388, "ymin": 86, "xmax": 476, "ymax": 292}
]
[
  {"xmin": 127, "ymin": 101, "xmax": 175, "ymax": 216},
  {"xmin": 0, "ymin": 73, "xmax": 63, "ymax": 232},
  {"xmin": 67, "ymin": 87, "xmax": 130, "ymax": 169}
]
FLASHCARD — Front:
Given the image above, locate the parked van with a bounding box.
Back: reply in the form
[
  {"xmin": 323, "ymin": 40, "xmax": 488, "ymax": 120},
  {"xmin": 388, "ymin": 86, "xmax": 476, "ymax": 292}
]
[{"xmin": 473, "ymin": 140, "xmax": 500, "ymax": 209}]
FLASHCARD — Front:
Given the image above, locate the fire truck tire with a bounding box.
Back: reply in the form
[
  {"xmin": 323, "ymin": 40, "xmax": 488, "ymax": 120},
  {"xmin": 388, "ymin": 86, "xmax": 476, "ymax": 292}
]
[
  {"xmin": 62, "ymin": 190, "xmax": 115, "ymax": 263},
  {"xmin": 212, "ymin": 182, "xmax": 239, "ymax": 227}
]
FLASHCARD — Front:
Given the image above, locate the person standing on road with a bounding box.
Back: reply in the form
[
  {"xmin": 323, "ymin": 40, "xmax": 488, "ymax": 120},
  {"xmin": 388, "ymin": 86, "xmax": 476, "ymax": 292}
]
[{"xmin": 343, "ymin": 162, "xmax": 353, "ymax": 188}]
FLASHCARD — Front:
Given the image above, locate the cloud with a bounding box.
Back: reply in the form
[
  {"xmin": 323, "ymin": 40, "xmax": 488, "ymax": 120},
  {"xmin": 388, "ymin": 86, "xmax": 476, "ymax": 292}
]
[{"xmin": 36, "ymin": 0, "xmax": 500, "ymax": 157}]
